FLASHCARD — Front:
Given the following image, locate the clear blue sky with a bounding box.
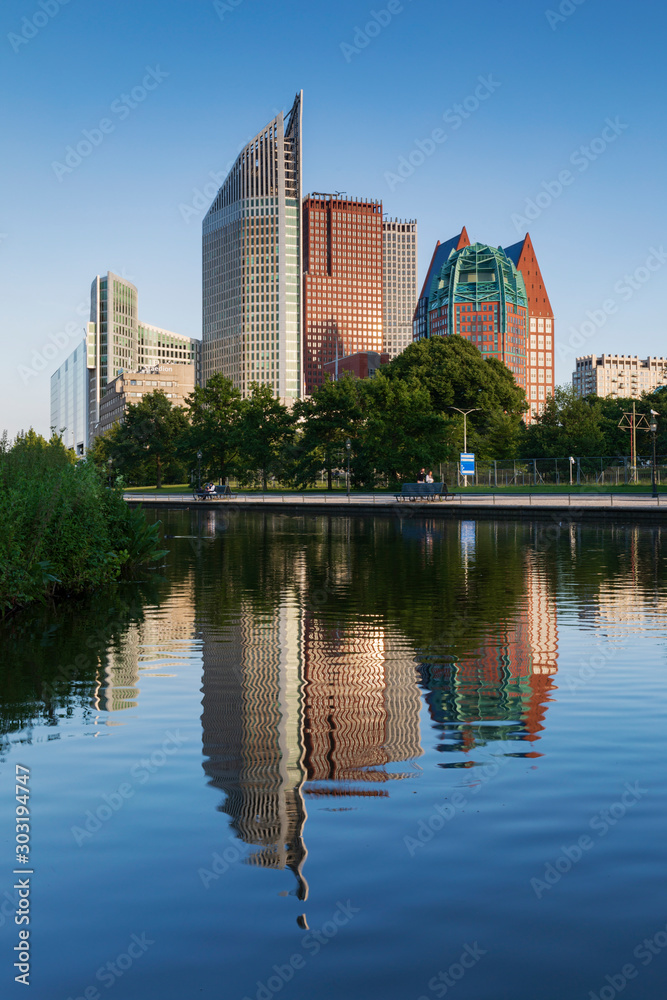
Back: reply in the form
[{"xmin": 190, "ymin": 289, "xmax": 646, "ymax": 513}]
[{"xmin": 1, "ymin": 0, "xmax": 665, "ymax": 438}]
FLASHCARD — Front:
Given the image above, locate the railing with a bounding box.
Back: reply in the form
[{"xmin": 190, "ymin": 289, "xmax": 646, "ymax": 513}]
[{"xmin": 124, "ymin": 491, "xmax": 664, "ymax": 507}]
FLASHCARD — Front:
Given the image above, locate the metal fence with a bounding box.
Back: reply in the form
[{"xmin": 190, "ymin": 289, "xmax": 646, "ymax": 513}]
[{"xmin": 437, "ymin": 457, "xmax": 665, "ymax": 488}]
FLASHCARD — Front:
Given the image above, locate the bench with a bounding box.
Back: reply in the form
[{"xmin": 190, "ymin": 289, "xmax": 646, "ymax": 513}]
[
  {"xmin": 395, "ymin": 483, "xmax": 455, "ymax": 502},
  {"xmin": 192, "ymin": 485, "xmax": 235, "ymax": 501}
]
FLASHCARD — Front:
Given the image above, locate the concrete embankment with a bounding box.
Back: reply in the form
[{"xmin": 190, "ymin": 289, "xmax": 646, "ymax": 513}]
[{"xmin": 125, "ymin": 492, "xmax": 667, "ymax": 524}]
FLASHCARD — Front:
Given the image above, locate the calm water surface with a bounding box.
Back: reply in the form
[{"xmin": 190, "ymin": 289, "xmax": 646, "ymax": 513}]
[{"xmin": 1, "ymin": 512, "xmax": 666, "ymax": 1000}]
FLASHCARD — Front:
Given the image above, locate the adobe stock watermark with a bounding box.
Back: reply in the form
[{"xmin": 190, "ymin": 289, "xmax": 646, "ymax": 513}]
[
  {"xmin": 340, "ymin": 0, "xmax": 414, "ymax": 63},
  {"xmin": 546, "ymin": 0, "xmax": 587, "ymax": 31},
  {"xmin": 178, "ymin": 133, "xmax": 252, "ymax": 224},
  {"xmin": 557, "ymin": 246, "xmax": 667, "ymax": 361},
  {"xmin": 566, "ymin": 643, "xmax": 618, "ymax": 693},
  {"xmin": 7, "ymin": 0, "xmax": 71, "ymax": 54},
  {"xmin": 213, "ymin": 0, "xmax": 244, "ymax": 20},
  {"xmin": 418, "ymin": 942, "xmax": 487, "ymax": 1000},
  {"xmin": 198, "ymin": 838, "xmax": 253, "ymax": 887},
  {"xmin": 385, "ymin": 75, "xmax": 501, "ymax": 192},
  {"xmin": 511, "ymin": 117, "xmax": 628, "ymax": 232},
  {"xmin": 70, "ymin": 730, "xmax": 188, "ymax": 845},
  {"xmin": 588, "ymin": 920, "xmax": 667, "ymax": 1000},
  {"xmin": 242, "ymin": 901, "xmax": 360, "ymax": 1000},
  {"xmin": 530, "ymin": 782, "xmax": 647, "ymax": 898},
  {"xmin": 404, "ymin": 754, "xmax": 509, "ymax": 856},
  {"xmin": 51, "ymin": 66, "xmax": 169, "ymax": 181},
  {"xmin": 65, "ymin": 932, "xmax": 154, "ymax": 1000}
]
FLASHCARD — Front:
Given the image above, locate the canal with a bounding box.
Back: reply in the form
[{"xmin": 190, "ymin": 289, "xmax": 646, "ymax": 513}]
[{"xmin": 1, "ymin": 511, "xmax": 666, "ymax": 999}]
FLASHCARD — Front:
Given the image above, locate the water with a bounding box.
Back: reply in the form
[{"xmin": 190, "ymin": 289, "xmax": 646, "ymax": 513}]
[{"xmin": 1, "ymin": 511, "xmax": 667, "ymax": 1000}]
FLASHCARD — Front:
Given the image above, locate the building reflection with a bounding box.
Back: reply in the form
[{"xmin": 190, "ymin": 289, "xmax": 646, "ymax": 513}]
[
  {"xmin": 200, "ymin": 599, "xmax": 423, "ymax": 896},
  {"xmin": 418, "ymin": 543, "xmax": 559, "ymax": 753}
]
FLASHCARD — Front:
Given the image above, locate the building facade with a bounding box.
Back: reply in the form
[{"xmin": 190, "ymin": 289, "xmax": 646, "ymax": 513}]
[
  {"xmin": 573, "ymin": 354, "xmax": 667, "ymax": 398},
  {"xmin": 382, "ymin": 218, "xmax": 417, "ymax": 359},
  {"xmin": 427, "ymin": 242, "xmax": 529, "ymax": 391},
  {"xmin": 98, "ymin": 364, "xmax": 196, "ymax": 437},
  {"xmin": 416, "ymin": 230, "xmax": 554, "ymax": 418},
  {"xmin": 505, "ymin": 234, "xmax": 555, "ymax": 418},
  {"xmin": 302, "ymin": 193, "xmax": 383, "ymax": 394},
  {"xmin": 50, "ymin": 270, "xmax": 199, "ymax": 450},
  {"xmin": 322, "ymin": 350, "xmax": 390, "ymax": 381},
  {"xmin": 50, "ymin": 339, "xmax": 88, "ymax": 455},
  {"xmin": 202, "ymin": 92, "xmax": 303, "ymax": 401}
]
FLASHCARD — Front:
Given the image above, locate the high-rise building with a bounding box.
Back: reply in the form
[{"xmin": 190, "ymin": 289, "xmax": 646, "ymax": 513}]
[
  {"xmin": 302, "ymin": 193, "xmax": 383, "ymax": 394},
  {"xmin": 415, "ymin": 230, "xmax": 554, "ymax": 418},
  {"xmin": 505, "ymin": 234, "xmax": 555, "ymax": 418},
  {"xmin": 427, "ymin": 242, "xmax": 529, "ymax": 391},
  {"xmin": 50, "ymin": 270, "xmax": 199, "ymax": 449},
  {"xmin": 573, "ymin": 354, "xmax": 667, "ymax": 399},
  {"xmin": 413, "ymin": 227, "xmax": 470, "ymax": 343},
  {"xmin": 202, "ymin": 92, "xmax": 303, "ymax": 401},
  {"xmin": 382, "ymin": 218, "xmax": 417, "ymax": 359}
]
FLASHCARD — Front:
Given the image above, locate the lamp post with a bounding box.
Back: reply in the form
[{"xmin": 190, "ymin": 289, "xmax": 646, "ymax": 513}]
[
  {"xmin": 650, "ymin": 412, "xmax": 659, "ymax": 499},
  {"xmin": 345, "ymin": 438, "xmax": 351, "ymax": 498},
  {"xmin": 197, "ymin": 449, "xmax": 202, "ymax": 490},
  {"xmin": 107, "ymin": 457, "xmax": 113, "ymax": 488},
  {"xmin": 450, "ymin": 407, "xmax": 479, "ymax": 486}
]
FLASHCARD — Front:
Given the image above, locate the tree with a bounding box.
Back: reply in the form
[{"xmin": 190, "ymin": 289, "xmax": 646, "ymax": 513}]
[
  {"xmin": 235, "ymin": 384, "xmax": 294, "ymax": 490},
  {"xmin": 112, "ymin": 391, "xmax": 188, "ymax": 488},
  {"xmin": 384, "ymin": 336, "xmax": 527, "ymax": 419},
  {"xmin": 355, "ymin": 375, "xmax": 449, "ymax": 485},
  {"xmin": 182, "ymin": 373, "xmax": 241, "ymax": 483},
  {"xmin": 520, "ymin": 386, "xmax": 606, "ymax": 458},
  {"xmin": 292, "ymin": 375, "xmax": 364, "ymax": 489}
]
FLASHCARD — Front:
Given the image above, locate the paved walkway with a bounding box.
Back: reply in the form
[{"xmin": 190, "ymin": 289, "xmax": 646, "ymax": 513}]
[{"xmin": 125, "ymin": 491, "xmax": 665, "ymax": 510}]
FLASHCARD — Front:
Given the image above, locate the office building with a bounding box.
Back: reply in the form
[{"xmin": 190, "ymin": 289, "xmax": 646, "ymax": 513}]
[
  {"xmin": 573, "ymin": 354, "xmax": 667, "ymax": 398},
  {"xmin": 382, "ymin": 218, "xmax": 417, "ymax": 358},
  {"xmin": 322, "ymin": 350, "xmax": 389, "ymax": 380},
  {"xmin": 202, "ymin": 92, "xmax": 303, "ymax": 401},
  {"xmin": 50, "ymin": 339, "xmax": 88, "ymax": 455},
  {"xmin": 427, "ymin": 242, "xmax": 529, "ymax": 391},
  {"xmin": 50, "ymin": 270, "xmax": 199, "ymax": 449},
  {"xmin": 416, "ymin": 230, "xmax": 554, "ymax": 418},
  {"xmin": 302, "ymin": 193, "xmax": 383, "ymax": 394},
  {"xmin": 98, "ymin": 363, "xmax": 196, "ymax": 436}
]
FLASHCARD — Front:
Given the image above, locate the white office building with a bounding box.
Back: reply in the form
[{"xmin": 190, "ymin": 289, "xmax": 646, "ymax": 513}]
[
  {"xmin": 382, "ymin": 219, "xmax": 417, "ymax": 359},
  {"xmin": 573, "ymin": 354, "xmax": 667, "ymax": 398}
]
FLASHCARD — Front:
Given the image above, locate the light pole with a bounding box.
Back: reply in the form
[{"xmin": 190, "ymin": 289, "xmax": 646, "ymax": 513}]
[
  {"xmin": 450, "ymin": 407, "xmax": 479, "ymax": 486},
  {"xmin": 345, "ymin": 437, "xmax": 351, "ymax": 498},
  {"xmin": 650, "ymin": 411, "xmax": 659, "ymax": 499},
  {"xmin": 197, "ymin": 449, "xmax": 202, "ymax": 490}
]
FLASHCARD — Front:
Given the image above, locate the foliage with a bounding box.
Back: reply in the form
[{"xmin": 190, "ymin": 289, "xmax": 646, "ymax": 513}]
[
  {"xmin": 292, "ymin": 375, "xmax": 364, "ymax": 489},
  {"xmin": 235, "ymin": 383, "xmax": 295, "ymax": 490},
  {"xmin": 0, "ymin": 430, "xmax": 168, "ymax": 615},
  {"xmin": 181, "ymin": 372, "xmax": 242, "ymax": 484},
  {"xmin": 105, "ymin": 391, "xmax": 189, "ymax": 488}
]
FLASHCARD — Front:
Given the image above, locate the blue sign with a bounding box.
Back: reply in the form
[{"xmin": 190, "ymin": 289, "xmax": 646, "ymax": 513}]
[{"xmin": 460, "ymin": 452, "xmax": 475, "ymax": 476}]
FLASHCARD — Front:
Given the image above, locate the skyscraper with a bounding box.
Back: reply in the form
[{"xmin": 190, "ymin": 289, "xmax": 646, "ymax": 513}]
[
  {"xmin": 50, "ymin": 270, "xmax": 199, "ymax": 449},
  {"xmin": 427, "ymin": 242, "xmax": 529, "ymax": 391},
  {"xmin": 382, "ymin": 218, "xmax": 417, "ymax": 359},
  {"xmin": 302, "ymin": 193, "xmax": 383, "ymax": 394},
  {"xmin": 202, "ymin": 92, "xmax": 303, "ymax": 401}
]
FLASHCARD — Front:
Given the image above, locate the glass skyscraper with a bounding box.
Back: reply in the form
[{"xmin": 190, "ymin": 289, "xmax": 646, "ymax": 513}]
[{"xmin": 202, "ymin": 91, "xmax": 303, "ymax": 400}]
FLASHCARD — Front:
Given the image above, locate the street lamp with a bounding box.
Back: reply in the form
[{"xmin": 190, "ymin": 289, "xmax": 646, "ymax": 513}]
[
  {"xmin": 450, "ymin": 407, "xmax": 480, "ymax": 486},
  {"xmin": 650, "ymin": 411, "xmax": 659, "ymax": 499},
  {"xmin": 345, "ymin": 438, "xmax": 351, "ymax": 498},
  {"xmin": 197, "ymin": 449, "xmax": 202, "ymax": 490}
]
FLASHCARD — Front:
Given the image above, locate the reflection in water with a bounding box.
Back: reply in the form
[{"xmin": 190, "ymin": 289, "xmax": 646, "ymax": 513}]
[{"xmin": 10, "ymin": 515, "xmax": 667, "ymax": 901}]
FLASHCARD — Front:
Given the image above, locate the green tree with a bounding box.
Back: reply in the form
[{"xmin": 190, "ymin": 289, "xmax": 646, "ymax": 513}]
[
  {"xmin": 521, "ymin": 386, "xmax": 606, "ymax": 458},
  {"xmin": 182, "ymin": 372, "xmax": 241, "ymax": 484},
  {"xmin": 235, "ymin": 384, "xmax": 294, "ymax": 490},
  {"xmin": 112, "ymin": 391, "xmax": 188, "ymax": 488},
  {"xmin": 355, "ymin": 375, "xmax": 449, "ymax": 485},
  {"xmin": 292, "ymin": 375, "xmax": 364, "ymax": 489}
]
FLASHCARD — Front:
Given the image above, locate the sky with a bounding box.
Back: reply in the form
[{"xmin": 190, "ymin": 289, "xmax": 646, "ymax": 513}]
[{"xmin": 1, "ymin": 0, "xmax": 665, "ymax": 439}]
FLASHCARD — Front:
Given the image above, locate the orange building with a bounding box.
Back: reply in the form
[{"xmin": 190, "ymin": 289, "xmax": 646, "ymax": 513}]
[{"xmin": 302, "ymin": 193, "xmax": 383, "ymax": 394}]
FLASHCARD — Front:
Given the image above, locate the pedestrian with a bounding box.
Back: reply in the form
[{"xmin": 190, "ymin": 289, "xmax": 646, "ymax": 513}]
[
  {"xmin": 417, "ymin": 468, "xmax": 426, "ymax": 483},
  {"xmin": 425, "ymin": 470, "xmax": 434, "ymax": 483}
]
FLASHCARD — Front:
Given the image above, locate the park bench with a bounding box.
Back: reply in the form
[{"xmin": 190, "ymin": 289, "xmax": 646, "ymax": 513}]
[
  {"xmin": 192, "ymin": 485, "xmax": 235, "ymax": 501},
  {"xmin": 395, "ymin": 483, "xmax": 454, "ymax": 502}
]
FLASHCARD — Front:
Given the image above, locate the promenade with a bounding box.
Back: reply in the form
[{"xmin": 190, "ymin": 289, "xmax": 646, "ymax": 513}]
[{"xmin": 124, "ymin": 490, "xmax": 667, "ymax": 522}]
